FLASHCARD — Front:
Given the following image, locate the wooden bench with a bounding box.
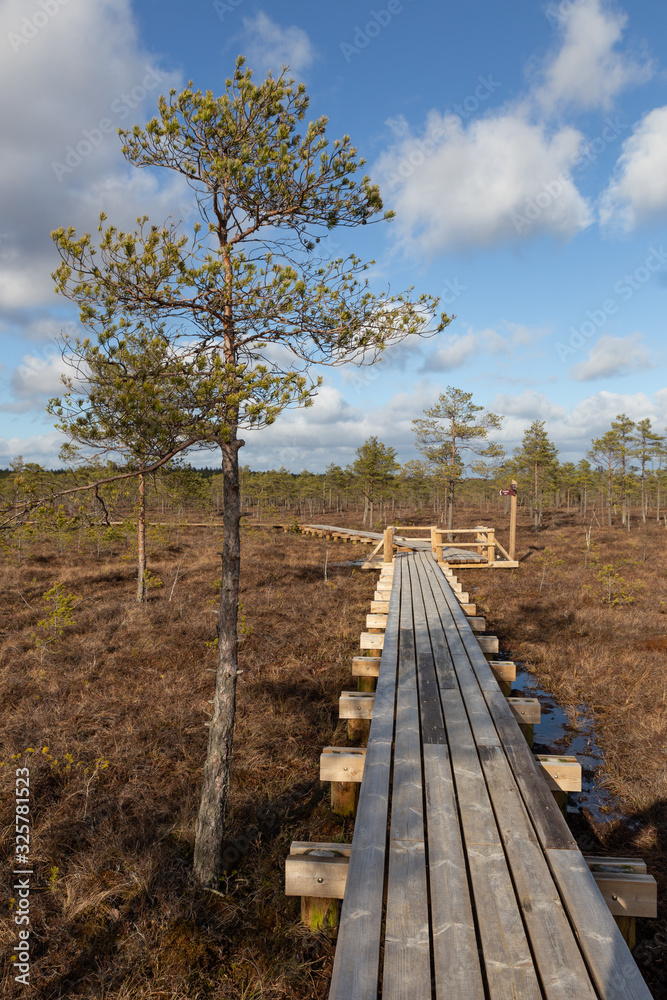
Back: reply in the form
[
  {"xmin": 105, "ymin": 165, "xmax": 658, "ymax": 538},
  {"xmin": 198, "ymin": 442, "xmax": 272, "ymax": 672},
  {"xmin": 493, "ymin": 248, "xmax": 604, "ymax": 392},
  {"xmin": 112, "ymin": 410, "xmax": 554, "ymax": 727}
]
[{"xmin": 325, "ymin": 551, "xmax": 654, "ymax": 1000}]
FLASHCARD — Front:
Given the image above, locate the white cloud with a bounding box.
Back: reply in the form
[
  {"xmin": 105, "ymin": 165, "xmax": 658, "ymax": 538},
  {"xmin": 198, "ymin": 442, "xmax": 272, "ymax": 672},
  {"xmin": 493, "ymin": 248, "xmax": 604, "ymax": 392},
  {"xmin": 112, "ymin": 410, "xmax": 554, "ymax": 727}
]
[
  {"xmin": 569, "ymin": 333, "xmax": 654, "ymax": 380},
  {"xmin": 599, "ymin": 107, "xmax": 667, "ymax": 230},
  {"xmin": 378, "ymin": 110, "xmax": 593, "ymax": 253},
  {"xmin": 535, "ymin": 0, "xmax": 653, "ymax": 114},
  {"xmin": 1, "ymin": 352, "xmax": 70, "ymax": 413},
  {"xmin": 0, "ymin": 431, "xmax": 65, "ymax": 468},
  {"xmin": 0, "ymin": 0, "xmax": 182, "ymax": 311},
  {"xmin": 491, "ymin": 391, "xmax": 567, "ymax": 421},
  {"xmin": 377, "ymin": 0, "xmax": 654, "ymax": 252},
  {"xmin": 421, "ymin": 327, "xmax": 508, "ymax": 371},
  {"xmin": 241, "ymin": 12, "xmax": 315, "ymax": 76}
]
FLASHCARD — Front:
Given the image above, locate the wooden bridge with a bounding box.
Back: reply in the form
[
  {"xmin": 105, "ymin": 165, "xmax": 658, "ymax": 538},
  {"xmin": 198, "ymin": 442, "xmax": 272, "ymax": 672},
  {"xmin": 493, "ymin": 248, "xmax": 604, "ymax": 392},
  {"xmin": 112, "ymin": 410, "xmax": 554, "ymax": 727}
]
[
  {"xmin": 286, "ymin": 551, "xmax": 655, "ymax": 999},
  {"xmin": 301, "ymin": 524, "xmax": 518, "ymax": 568}
]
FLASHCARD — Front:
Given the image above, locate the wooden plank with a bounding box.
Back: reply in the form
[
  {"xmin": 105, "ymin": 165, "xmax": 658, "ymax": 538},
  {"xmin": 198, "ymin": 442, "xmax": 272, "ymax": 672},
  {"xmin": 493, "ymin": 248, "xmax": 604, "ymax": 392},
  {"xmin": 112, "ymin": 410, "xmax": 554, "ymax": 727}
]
[
  {"xmin": 546, "ymin": 849, "xmax": 655, "ymax": 1000},
  {"xmin": 489, "ymin": 660, "xmax": 516, "ymax": 684},
  {"xmin": 383, "ymin": 841, "xmax": 431, "ymax": 1000},
  {"xmin": 467, "ymin": 844, "xmax": 543, "ymax": 1000},
  {"xmin": 536, "ymin": 755, "xmax": 582, "ymax": 792},
  {"xmin": 507, "ymin": 696, "xmax": 541, "ymax": 725},
  {"xmin": 418, "ymin": 558, "xmax": 458, "ymax": 691},
  {"xmin": 477, "ymin": 635, "xmax": 499, "ymax": 654},
  {"xmin": 389, "ymin": 558, "xmax": 424, "ymax": 843},
  {"xmin": 383, "ymin": 556, "xmax": 430, "ymax": 998},
  {"xmin": 329, "ymin": 557, "xmax": 402, "ymax": 1000},
  {"xmin": 440, "ymin": 690, "xmax": 501, "ymax": 847},
  {"xmin": 351, "ymin": 655, "xmax": 381, "ymax": 678},
  {"xmin": 285, "ymin": 854, "xmax": 349, "ymax": 898},
  {"xmin": 339, "ymin": 691, "xmax": 375, "ymax": 719},
  {"xmin": 360, "ymin": 632, "xmax": 384, "ymax": 650},
  {"xmin": 409, "ymin": 558, "xmax": 448, "ymax": 744},
  {"xmin": 478, "ymin": 745, "xmax": 598, "ymax": 1000},
  {"xmin": 370, "ymin": 600, "xmax": 390, "ymax": 613},
  {"xmin": 320, "ymin": 748, "xmax": 366, "ymax": 782},
  {"xmin": 483, "ymin": 688, "xmax": 578, "ymax": 851},
  {"xmin": 423, "ymin": 744, "xmax": 485, "ymax": 999},
  {"xmin": 589, "ymin": 872, "xmax": 657, "ymax": 917},
  {"xmin": 584, "ymin": 856, "xmax": 647, "ymax": 874},
  {"xmin": 366, "ymin": 613, "xmax": 387, "ymax": 628},
  {"xmin": 290, "ymin": 841, "xmax": 352, "ymax": 856},
  {"xmin": 417, "ymin": 553, "xmax": 500, "ymax": 747}
]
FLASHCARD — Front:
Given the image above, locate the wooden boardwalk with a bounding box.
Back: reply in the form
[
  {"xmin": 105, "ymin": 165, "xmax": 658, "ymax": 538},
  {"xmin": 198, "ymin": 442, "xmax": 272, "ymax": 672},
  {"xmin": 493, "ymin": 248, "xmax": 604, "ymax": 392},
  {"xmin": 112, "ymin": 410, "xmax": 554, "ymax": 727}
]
[
  {"xmin": 301, "ymin": 524, "xmax": 487, "ymax": 564},
  {"xmin": 327, "ymin": 551, "xmax": 653, "ymax": 1000}
]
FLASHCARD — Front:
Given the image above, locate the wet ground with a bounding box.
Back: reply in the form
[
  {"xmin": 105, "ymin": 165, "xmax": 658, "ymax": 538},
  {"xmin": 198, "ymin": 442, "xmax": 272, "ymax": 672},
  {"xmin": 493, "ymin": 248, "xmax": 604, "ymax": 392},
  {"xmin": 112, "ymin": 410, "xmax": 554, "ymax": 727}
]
[{"xmin": 509, "ymin": 660, "xmax": 631, "ymax": 828}]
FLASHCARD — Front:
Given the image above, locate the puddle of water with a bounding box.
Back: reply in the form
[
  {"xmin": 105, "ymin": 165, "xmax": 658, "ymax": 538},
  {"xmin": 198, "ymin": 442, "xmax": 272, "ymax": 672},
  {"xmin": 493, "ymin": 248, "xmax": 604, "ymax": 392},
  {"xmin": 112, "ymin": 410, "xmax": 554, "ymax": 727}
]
[{"xmin": 508, "ymin": 660, "xmax": 632, "ymax": 828}]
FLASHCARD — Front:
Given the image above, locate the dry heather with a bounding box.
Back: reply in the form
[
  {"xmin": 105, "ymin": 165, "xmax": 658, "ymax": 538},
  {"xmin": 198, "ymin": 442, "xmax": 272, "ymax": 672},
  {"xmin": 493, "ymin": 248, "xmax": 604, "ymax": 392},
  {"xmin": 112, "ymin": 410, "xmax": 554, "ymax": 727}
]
[
  {"xmin": 457, "ymin": 510, "xmax": 667, "ymax": 995},
  {"xmin": 0, "ymin": 525, "xmax": 374, "ymax": 999},
  {"xmin": 2, "ymin": 511, "xmax": 666, "ymax": 998}
]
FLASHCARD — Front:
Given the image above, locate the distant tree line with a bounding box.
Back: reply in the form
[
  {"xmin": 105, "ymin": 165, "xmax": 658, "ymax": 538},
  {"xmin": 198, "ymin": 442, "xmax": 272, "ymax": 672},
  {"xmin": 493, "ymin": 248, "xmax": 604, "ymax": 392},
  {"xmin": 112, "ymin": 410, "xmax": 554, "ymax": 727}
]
[{"xmin": 4, "ymin": 405, "xmax": 666, "ymax": 534}]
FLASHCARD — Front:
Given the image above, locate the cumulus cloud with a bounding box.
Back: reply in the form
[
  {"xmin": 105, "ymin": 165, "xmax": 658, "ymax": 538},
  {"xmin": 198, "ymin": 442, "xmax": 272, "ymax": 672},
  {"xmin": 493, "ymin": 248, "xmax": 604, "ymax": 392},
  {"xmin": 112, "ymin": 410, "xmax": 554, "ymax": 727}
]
[
  {"xmin": 491, "ymin": 390, "xmax": 568, "ymax": 421},
  {"xmin": 378, "ymin": 111, "xmax": 592, "ymax": 252},
  {"xmin": 535, "ymin": 0, "xmax": 653, "ymax": 114},
  {"xmin": 0, "ymin": 0, "xmax": 182, "ymax": 312},
  {"xmin": 1, "ymin": 352, "xmax": 70, "ymax": 413},
  {"xmin": 377, "ymin": 0, "xmax": 653, "ymax": 252},
  {"xmin": 241, "ymin": 12, "xmax": 315, "ymax": 76},
  {"xmin": 599, "ymin": 107, "xmax": 667, "ymax": 230},
  {"xmin": 0, "ymin": 431, "xmax": 66, "ymax": 468},
  {"xmin": 421, "ymin": 327, "xmax": 508, "ymax": 372},
  {"xmin": 569, "ymin": 333, "xmax": 654, "ymax": 380}
]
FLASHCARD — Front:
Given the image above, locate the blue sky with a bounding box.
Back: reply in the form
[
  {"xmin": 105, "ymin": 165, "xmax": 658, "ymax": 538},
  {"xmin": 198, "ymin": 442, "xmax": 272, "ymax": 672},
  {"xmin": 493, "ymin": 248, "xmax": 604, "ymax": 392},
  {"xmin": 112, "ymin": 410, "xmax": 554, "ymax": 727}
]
[{"xmin": 2, "ymin": 0, "xmax": 667, "ymax": 471}]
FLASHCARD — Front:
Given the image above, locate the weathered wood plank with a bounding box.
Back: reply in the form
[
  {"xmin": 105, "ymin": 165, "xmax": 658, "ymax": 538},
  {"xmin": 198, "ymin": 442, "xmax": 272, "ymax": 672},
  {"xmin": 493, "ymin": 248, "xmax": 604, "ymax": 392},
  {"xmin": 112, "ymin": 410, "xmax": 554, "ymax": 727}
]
[
  {"xmin": 320, "ymin": 747, "xmax": 366, "ymax": 782},
  {"xmin": 483, "ymin": 688, "xmax": 578, "ymax": 851},
  {"xmin": 478, "ymin": 745, "xmax": 598, "ymax": 1000},
  {"xmin": 410, "ymin": 558, "xmax": 447, "ymax": 744},
  {"xmin": 285, "ymin": 854, "xmax": 349, "ymax": 899},
  {"xmin": 423, "ymin": 744, "xmax": 485, "ymax": 1000},
  {"xmin": 467, "ymin": 844, "xmax": 542, "ymax": 1000},
  {"xmin": 418, "ymin": 553, "xmax": 500, "ymax": 746},
  {"xmin": 351, "ymin": 655, "xmax": 381, "ymax": 678},
  {"xmin": 383, "ymin": 840, "xmax": 431, "ymax": 1000},
  {"xmin": 546, "ymin": 849, "xmax": 655, "ymax": 1000},
  {"xmin": 536, "ymin": 755, "xmax": 582, "ymax": 792},
  {"xmin": 360, "ymin": 632, "xmax": 384, "ymax": 650},
  {"xmin": 328, "ymin": 558, "xmax": 403, "ymax": 1000},
  {"xmin": 389, "ymin": 558, "xmax": 424, "ymax": 843}
]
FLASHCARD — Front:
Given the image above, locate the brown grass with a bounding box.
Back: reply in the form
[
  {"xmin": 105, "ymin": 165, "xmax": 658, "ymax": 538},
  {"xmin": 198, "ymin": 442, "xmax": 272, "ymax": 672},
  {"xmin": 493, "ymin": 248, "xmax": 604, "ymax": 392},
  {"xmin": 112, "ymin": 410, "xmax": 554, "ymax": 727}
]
[
  {"xmin": 0, "ymin": 524, "xmax": 373, "ymax": 998},
  {"xmin": 2, "ymin": 510, "xmax": 667, "ymax": 997},
  {"xmin": 455, "ymin": 510, "xmax": 667, "ymax": 995}
]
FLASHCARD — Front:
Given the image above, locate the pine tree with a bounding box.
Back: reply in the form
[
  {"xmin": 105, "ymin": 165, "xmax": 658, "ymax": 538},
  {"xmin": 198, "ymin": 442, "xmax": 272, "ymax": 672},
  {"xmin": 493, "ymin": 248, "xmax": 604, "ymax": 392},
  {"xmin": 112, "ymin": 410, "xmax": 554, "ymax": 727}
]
[
  {"xmin": 351, "ymin": 437, "xmax": 399, "ymax": 528},
  {"xmin": 412, "ymin": 387, "xmax": 502, "ymax": 530},
  {"xmin": 50, "ymin": 60, "xmax": 450, "ymax": 885},
  {"xmin": 513, "ymin": 420, "xmax": 559, "ymax": 529}
]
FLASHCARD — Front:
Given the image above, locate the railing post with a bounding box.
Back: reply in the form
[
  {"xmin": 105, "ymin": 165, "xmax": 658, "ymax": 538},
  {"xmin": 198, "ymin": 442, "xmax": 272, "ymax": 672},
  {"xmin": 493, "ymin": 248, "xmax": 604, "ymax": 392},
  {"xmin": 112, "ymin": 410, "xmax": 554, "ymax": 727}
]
[
  {"xmin": 487, "ymin": 528, "xmax": 495, "ymax": 565},
  {"xmin": 430, "ymin": 525, "xmax": 437, "ymax": 556},
  {"xmin": 383, "ymin": 525, "xmax": 394, "ymax": 564},
  {"xmin": 509, "ymin": 481, "xmax": 517, "ymax": 560}
]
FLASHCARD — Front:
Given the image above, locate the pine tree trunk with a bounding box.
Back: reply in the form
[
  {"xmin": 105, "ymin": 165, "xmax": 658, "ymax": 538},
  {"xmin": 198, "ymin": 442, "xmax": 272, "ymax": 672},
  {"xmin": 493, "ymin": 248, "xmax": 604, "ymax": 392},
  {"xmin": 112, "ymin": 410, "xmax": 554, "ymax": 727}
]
[
  {"xmin": 136, "ymin": 471, "xmax": 146, "ymax": 603},
  {"xmin": 194, "ymin": 433, "xmax": 243, "ymax": 886}
]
